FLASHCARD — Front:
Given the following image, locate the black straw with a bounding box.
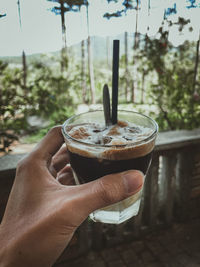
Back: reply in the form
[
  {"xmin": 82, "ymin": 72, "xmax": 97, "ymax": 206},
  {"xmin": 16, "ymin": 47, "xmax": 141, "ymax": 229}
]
[
  {"xmin": 103, "ymin": 84, "xmax": 111, "ymax": 126},
  {"xmin": 111, "ymin": 40, "xmax": 119, "ymax": 125}
]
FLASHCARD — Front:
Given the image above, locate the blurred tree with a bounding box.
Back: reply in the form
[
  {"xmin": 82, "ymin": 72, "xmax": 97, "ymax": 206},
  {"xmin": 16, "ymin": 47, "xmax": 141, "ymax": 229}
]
[
  {"xmin": 28, "ymin": 60, "xmax": 74, "ymax": 124},
  {"xmin": 17, "ymin": 0, "xmax": 27, "ymax": 92},
  {"xmin": 0, "ymin": 61, "xmax": 29, "ymax": 152},
  {"xmin": 192, "ymin": 31, "xmax": 200, "ymax": 100},
  {"xmin": 183, "ymin": 0, "xmax": 200, "ymax": 100},
  {"xmin": 81, "ymin": 38, "xmax": 87, "ymax": 103},
  {"xmin": 133, "ymin": 0, "xmax": 140, "ymax": 49},
  {"xmin": 79, "ymin": 1, "xmax": 89, "ymax": 104},
  {"xmin": 0, "ymin": 56, "xmax": 76, "ymax": 151},
  {"xmin": 86, "ymin": 1, "xmax": 95, "ymax": 104},
  {"xmin": 104, "ymin": 0, "xmax": 141, "ymax": 103},
  {"xmin": 124, "ymin": 31, "xmax": 129, "ymax": 101},
  {"xmin": 142, "ymin": 18, "xmax": 200, "ymax": 130},
  {"xmin": 48, "ymin": 0, "xmax": 86, "ymax": 71}
]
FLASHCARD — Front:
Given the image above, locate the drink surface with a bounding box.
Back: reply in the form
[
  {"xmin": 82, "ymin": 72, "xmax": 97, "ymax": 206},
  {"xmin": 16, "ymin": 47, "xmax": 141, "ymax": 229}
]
[
  {"xmin": 67, "ymin": 120, "xmax": 153, "ymax": 146},
  {"xmin": 64, "ymin": 120, "xmax": 155, "ymax": 183},
  {"xmin": 65, "ymin": 120, "xmax": 155, "ymax": 160}
]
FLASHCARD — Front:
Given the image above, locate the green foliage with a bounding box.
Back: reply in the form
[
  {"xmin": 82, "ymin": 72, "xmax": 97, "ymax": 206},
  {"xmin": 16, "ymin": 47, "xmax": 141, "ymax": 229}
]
[
  {"xmin": 139, "ymin": 23, "xmax": 200, "ymax": 131},
  {"xmin": 28, "ymin": 60, "xmax": 74, "ymax": 121},
  {"xmin": 0, "ymin": 61, "xmax": 28, "ymax": 151},
  {"xmin": 0, "ymin": 56, "xmax": 75, "ymax": 151},
  {"xmin": 149, "ymin": 60, "xmax": 200, "ymax": 130}
]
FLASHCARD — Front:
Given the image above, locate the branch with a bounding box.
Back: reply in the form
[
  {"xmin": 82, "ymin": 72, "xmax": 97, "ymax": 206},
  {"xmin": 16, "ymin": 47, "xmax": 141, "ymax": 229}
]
[
  {"xmin": 193, "ymin": 31, "xmax": 200, "ymax": 92},
  {"xmin": 159, "ymin": 104, "xmax": 175, "ymax": 130}
]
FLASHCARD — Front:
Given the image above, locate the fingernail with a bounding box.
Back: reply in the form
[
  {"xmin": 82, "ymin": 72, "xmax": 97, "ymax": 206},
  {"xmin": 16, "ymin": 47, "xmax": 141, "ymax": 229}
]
[{"xmin": 122, "ymin": 170, "xmax": 144, "ymax": 194}]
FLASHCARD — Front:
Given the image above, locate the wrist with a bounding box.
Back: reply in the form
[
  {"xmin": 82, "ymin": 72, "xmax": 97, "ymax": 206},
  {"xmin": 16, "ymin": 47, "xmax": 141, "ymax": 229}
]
[
  {"xmin": 0, "ymin": 224, "xmax": 53, "ymax": 267},
  {"xmin": 0, "ymin": 225, "xmax": 12, "ymax": 267}
]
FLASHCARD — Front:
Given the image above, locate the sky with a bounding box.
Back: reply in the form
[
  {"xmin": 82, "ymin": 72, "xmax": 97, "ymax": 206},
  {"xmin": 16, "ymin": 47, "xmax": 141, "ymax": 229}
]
[{"xmin": 0, "ymin": 0, "xmax": 200, "ymax": 56}]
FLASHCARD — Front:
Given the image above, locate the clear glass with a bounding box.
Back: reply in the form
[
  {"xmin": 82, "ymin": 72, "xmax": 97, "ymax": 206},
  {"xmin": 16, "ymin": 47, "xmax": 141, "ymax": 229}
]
[{"xmin": 62, "ymin": 110, "xmax": 158, "ymax": 224}]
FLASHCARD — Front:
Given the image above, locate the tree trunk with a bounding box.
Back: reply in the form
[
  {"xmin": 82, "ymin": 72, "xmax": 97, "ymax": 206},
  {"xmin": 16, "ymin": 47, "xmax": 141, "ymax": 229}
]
[
  {"xmin": 60, "ymin": 1, "xmax": 67, "ymax": 72},
  {"xmin": 81, "ymin": 39, "xmax": 87, "ymax": 103},
  {"xmin": 17, "ymin": 0, "xmax": 27, "ymax": 91},
  {"xmin": 193, "ymin": 31, "xmax": 200, "ymax": 93},
  {"xmin": 132, "ymin": 0, "xmax": 140, "ymax": 103},
  {"xmin": 87, "ymin": 36, "xmax": 95, "ymax": 104},
  {"xmin": 148, "ymin": 0, "xmax": 151, "ymax": 16},
  {"xmin": 61, "ymin": 1, "xmax": 67, "ymax": 49},
  {"xmin": 141, "ymin": 72, "xmax": 145, "ymax": 104},
  {"xmin": 86, "ymin": 5, "xmax": 95, "ymax": 104},
  {"xmin": 131, "ymin": 79, "xmax": 135, "ymax": 103},
  {"xmin": 134, "ymin": 0, "xmax": 139, "ymax": 49},
  {"xmin": 22, "ymin": 50, "xmax": 27, "ymax": 90},
  {"xmin": 124, "ymin": 31, "xmax": 129, "ymax": 102}
]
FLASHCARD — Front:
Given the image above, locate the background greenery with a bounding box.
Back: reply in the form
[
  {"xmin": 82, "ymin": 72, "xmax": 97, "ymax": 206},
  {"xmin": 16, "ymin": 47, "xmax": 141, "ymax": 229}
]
[{"xmin": 0, "ymin": 0, "xmax": 200, "ymax": 152}]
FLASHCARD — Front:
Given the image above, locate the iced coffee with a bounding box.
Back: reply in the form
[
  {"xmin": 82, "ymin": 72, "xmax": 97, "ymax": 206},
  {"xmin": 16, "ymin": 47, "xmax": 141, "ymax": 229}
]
[{"xmin": 62, "ymin": 110, "xmax": 158, "ymax": 224}]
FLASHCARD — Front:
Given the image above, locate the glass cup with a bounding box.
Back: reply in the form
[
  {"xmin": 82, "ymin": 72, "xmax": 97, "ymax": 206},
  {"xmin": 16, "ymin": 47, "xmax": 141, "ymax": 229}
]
[{"xmin": 62, "ymin": 110, "xmax": 158, "ymax": 224}]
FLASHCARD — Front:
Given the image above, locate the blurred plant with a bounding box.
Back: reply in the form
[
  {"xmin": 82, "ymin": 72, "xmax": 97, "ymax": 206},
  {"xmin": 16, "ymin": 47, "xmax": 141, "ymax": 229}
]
[
  {"xmin": 0, "ymin": 56, "xmax": 75, "ymax": 152},
  {"xmin": 142, "ymin": 21, "xmax": 200, "ymax": 130},
  {"xmin": 28, "ymin": 60, "xmax": 74, "ymax": 124},
  {"xmin": 0, "ymin": 61, "xmax": 29, "ymax": 152}
]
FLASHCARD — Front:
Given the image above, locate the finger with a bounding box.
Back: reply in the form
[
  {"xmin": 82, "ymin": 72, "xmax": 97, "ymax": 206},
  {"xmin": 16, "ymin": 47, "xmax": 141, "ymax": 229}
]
[
  {"xmin": 58, "ymin": 165, "xmax": 73, "ymax": 177},
  {"xmin": 66, "ymin": 170, "xmax": 144, "ymax": 218},
  {"xmin": 57, "ymin": 165, "xmax": 74, "ymax": 185},
  {"xmin": 51, "ymin": 146, "xmax": 69, "ymax": 173},
  {"xmin": 31, "ymin": 126, "xmax": 64, "ymax": 164},
  {"xmin": 57, "ymin": 171, "xmax": 75, "ymax": 186}
]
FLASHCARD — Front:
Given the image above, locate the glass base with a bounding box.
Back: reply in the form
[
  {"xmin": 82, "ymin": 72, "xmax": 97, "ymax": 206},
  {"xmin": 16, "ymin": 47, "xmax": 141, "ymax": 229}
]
[
  {"xmin": 73, "ymin": 171, "xmax": 143, "ymax": 224},
  {"xmin": 89, "ymin": 191, "xmax": 142, "ymax": 224}
]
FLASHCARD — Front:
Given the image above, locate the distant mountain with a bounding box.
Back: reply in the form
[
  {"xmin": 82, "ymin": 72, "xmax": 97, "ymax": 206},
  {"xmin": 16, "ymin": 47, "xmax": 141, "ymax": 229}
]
[
  {"xmin": 0, "ymin": 32, "xmax": 135, "ymax": 64},
  {"xmin": 71, "ymin": 33, "xmax": 134, "ymax": 61}
]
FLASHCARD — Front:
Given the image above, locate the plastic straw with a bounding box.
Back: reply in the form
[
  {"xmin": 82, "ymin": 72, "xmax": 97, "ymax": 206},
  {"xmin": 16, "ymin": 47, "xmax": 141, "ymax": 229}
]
[{"xmin": 112, "ymin": 40, "xmax": 119, "ymax": 124}]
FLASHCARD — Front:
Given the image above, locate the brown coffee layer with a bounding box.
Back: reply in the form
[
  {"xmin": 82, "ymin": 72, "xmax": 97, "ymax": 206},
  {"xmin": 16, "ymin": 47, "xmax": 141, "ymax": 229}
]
[
  {"xmin": 66, "ymin": 138, "xmax": 155, "ymax": 160},
  {"xmin": 101, "ymin": 139, "xmax": 155, "ymax": 160}
]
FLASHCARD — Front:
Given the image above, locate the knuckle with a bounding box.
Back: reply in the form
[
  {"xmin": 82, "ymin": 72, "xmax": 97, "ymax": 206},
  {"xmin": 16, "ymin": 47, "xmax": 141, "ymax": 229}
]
[
  {"xmin": 17, "ymin": 156, "xmax": 29, "ymax": 173},
  {"xmin": 16, "ymin": 154, "xmax": 36, "ymax": 174},
  {"xmin": 95, "ymin": 177, "xmax": 122, "ymax": 205}
]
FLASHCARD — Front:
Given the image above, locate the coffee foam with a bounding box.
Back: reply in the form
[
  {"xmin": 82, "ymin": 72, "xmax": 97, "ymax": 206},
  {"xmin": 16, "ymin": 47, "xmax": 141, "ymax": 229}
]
[{"xmin": 65, "ymin": 121, "xmax": 155, "ymax": 160}]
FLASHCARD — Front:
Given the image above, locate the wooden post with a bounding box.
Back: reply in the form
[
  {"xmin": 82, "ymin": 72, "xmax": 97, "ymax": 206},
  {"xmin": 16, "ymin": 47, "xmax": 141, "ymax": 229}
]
[
  {"xmin": 160, "ymin": 151, "xmax": 177, "ymax": 225},
  {"xmin": 132, "ymin": 187, "xmax": 145, "ymax": 237},
  {"xmin": 143, "ymin": 153, "xmax": 160, "ymax": 227},
  {"xmin": 133, "ymin": 153, "xmax": 160, "ymax": 235},
  {"xmin": 175, "ymin": 148, "xmax": 194, "ymax": 222}
]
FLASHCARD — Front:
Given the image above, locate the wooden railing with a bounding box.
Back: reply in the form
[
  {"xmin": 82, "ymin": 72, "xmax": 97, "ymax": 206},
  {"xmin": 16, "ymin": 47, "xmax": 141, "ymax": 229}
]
[
  {"xmin": 88, "ymin": 128, "xmax": 200, "ymax": 251},
  {"xmin": 1, "ymin": 129, "xmax": 200, "ymax": 263}
]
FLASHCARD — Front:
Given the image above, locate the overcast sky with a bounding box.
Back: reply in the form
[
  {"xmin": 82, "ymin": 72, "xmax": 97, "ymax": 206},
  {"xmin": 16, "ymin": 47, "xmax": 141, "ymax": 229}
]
[{"xmin": 0, "ymin": 0, "xmax": 199, "ymax": 56}]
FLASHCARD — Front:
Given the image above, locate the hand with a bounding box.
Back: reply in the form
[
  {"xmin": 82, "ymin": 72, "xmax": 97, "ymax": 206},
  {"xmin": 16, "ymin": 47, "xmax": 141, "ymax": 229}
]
[{"xmin": 0, "ymin": 126, "xmax": 144, "ymax": 267}]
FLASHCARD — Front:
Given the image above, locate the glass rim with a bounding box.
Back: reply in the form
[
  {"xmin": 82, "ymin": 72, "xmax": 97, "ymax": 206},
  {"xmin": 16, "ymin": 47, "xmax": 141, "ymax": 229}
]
[{"xmin": 62, "ymin": 109, "xmax": 158, "ymax": 148}]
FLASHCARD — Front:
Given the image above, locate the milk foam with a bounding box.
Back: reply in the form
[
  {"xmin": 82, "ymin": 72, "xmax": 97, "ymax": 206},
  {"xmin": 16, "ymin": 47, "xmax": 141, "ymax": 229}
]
[
  {"xmin": 65, "ymin": 121, "xmax": 155, "ymax": 160},
  {"xmin": 67, "ymin": 121, "xmax": 153, "ymax": 146}
]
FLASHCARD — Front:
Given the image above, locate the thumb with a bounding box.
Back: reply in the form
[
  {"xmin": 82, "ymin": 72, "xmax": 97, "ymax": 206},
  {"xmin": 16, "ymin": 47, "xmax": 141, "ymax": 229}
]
[{"xmin": 74, "ymin": 170, "xmax": 144, "ymax": 217}]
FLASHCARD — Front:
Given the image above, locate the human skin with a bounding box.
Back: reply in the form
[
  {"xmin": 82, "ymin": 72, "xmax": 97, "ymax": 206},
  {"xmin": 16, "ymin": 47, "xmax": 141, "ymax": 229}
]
[{"xmin": 0, "ymin": 126, "xmax": 144, "ymax": 267}]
